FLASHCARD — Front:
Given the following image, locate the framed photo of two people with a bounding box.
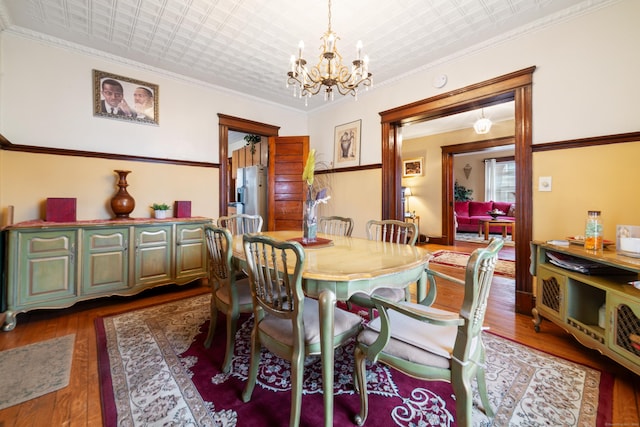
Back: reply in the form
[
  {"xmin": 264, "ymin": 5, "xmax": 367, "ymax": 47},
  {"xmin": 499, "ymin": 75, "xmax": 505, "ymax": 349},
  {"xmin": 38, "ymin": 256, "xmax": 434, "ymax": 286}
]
[{"xmin": 93, "ymin": 70, "xmax": 159, "ymax": 125}]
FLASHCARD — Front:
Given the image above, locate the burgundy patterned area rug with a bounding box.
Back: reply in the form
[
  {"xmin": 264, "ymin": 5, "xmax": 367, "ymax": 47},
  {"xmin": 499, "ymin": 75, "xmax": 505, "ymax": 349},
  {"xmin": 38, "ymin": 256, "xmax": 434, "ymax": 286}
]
[
  {"xmin": 96, "ymin": 294, "xmax": 612, "ymax": 427},
  {"xmin": 430, "ymin": 250, "xmax": 515, "ymax": 278}
]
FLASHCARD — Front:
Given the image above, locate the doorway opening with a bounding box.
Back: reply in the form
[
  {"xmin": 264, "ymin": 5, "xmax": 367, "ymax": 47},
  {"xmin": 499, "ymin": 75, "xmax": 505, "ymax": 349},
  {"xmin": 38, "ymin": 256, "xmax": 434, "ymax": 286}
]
[
  {"xmin": 217, "ymin": 114, "xmax": 280, "ymax": 218},
  {"xmin": 380, "ymin": 67, "xmax": 535, "ymax": 314},
  {"xmin": 450, "ymin": 143, "xmax": 515, "ymax": 246}
]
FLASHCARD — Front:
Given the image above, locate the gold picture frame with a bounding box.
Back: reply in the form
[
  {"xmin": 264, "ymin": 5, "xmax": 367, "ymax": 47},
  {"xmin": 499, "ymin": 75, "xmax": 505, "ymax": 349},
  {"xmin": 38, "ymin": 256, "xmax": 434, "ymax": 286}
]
[
  {"xmin": 403, "ymin": 157, "xmax": 423, "ymax": 177},
  {"xmin": 93, "ymin": 70, "xmax": 159, "ymax": 125},
  {"xmin": 333, "ymin": 119, "xmax": 361, "ymax": 168}
]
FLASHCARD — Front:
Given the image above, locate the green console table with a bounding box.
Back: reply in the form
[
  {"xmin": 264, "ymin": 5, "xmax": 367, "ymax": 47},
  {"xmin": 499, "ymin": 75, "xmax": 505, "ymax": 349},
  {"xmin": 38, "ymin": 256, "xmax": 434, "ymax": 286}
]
[
  {"xmin": 531, "ymin": 241, "xmax": 640, "ymax": 375},
  {"xmin": 1, "ymin": 217, "xmax": 211, "ymax": 331}
]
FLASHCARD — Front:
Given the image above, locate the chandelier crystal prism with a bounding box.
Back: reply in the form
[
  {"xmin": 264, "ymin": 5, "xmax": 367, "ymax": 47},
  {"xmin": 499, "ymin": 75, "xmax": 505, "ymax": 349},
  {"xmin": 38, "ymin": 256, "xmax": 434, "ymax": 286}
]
[{"xmin": 286, "ymin": 0, "xmax": 373, "ymax": 104}]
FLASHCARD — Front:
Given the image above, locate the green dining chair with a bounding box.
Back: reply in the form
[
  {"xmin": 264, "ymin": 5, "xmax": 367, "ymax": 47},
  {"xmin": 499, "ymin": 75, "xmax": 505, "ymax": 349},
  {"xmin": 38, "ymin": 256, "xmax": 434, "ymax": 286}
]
[
  {"xmin": 203, "ymin": 225, "xmax": 254, "ymax": 373},
  {"xmin": 217, "ymin": 213, "xmax": 263, "ymax": 277},
  {"xmin": 348, "ymin": 219, "xmax": 418, "ymax": 318},
  {"xmin": 217, "ymin": 213, "xmax": 263, "ymax": 235},
  {"xmin": 318, "ymin": 215, "xmax": 354, "ymax": 236},
  {"xmin": 241, "ymin": 234, "xmax": 363, "ymax": 427},
  {"xmin": 353, "ymin": 238, "xmax": 504, "ymax": 427}
]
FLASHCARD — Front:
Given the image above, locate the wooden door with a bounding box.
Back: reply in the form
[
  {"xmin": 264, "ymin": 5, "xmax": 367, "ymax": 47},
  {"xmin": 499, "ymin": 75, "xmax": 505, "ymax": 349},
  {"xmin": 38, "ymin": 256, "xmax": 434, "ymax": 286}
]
[{"xmin": 268, "ymin": 136, "xmax": 309, "ymax": 231}]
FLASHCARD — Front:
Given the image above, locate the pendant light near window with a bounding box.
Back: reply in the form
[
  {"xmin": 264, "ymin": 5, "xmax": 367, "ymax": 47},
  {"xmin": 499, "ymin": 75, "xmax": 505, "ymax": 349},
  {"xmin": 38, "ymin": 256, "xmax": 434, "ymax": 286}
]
[{"xmin": 473, "ymin": 109, "xmax": 492, "ymax": 134}]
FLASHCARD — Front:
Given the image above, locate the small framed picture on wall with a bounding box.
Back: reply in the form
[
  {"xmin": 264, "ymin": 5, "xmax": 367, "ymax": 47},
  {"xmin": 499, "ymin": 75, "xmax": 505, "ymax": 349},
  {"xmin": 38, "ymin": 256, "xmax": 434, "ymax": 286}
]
[
  {"xmin": 403, "ymin": 157, "xmax": 423, "ymax": 177},
  {"xmin": 333, "ymin": 119, "xmax": 361, "ymax": 168},
  {"xmin": 93, "ymin": 69, "xmax": 159, "ymax": 125}
]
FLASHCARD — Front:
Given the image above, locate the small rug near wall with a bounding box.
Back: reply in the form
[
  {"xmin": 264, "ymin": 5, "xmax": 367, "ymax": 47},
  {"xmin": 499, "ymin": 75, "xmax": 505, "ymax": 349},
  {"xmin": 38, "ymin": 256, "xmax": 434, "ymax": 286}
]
[
  {"xmin": 96, "ymin": 295, "xmax": 612, "ymax": 427},
  {"xmin": 456, "ymin": 232, "xmax": 515, "ymax": 246},
  {"xmin": 430, "ymin": 250, "xmax": 515, "ymax": 278},
  {"xmin": 0, "ymin": 334, "xmax": 75, "ymax": 410}
]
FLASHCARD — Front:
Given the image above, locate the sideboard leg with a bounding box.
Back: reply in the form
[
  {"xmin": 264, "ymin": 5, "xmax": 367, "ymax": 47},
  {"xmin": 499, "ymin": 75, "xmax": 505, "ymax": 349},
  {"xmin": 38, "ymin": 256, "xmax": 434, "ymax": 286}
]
[
  {"xmin": 2, "ymin": 311, "xmax": 17, "ymax": 331},
  {"xmin": 532, "ymin": 307, "xmax": 542, "ymax": 332}
]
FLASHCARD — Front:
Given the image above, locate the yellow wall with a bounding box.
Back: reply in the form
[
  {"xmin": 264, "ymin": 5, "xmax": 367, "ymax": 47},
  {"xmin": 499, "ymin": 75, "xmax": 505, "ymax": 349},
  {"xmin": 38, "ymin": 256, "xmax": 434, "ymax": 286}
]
[
  {"xmin": 316, "ymin": 168, "xmax": 381, "ymax": 239},
  {"xmin": 0, "ymin": 151, "xmax": 218, "ymax": 226},
  {"xmin": 532, "ymin": 141, "xmax": 640, "ymax": 242}
]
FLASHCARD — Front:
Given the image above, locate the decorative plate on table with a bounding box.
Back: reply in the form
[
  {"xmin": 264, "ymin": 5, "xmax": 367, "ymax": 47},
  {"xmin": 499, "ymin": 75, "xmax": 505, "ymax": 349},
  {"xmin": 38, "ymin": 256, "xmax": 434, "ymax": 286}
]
[{"xmin": 566, "ymin": 236, "xmax": 615, "ymax": 247}]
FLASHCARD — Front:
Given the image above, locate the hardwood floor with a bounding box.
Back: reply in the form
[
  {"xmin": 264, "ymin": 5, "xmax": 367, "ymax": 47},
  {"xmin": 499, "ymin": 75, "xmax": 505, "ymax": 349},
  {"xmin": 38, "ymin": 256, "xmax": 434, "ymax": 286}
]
[{"xmin": 0, "ymin": 240, "xmax": 638, "ymax": 426}]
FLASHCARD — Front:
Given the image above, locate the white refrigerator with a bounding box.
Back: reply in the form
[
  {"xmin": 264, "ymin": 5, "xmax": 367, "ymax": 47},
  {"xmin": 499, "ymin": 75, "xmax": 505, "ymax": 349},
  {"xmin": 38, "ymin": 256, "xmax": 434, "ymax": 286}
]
[{"xmin": 235, "ymin": 165, "xmax": 268, "ymax": 224}]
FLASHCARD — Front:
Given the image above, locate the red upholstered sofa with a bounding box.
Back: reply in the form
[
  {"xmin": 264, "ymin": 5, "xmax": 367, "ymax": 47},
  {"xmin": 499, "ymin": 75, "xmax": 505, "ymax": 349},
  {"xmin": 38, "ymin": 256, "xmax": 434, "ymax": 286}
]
[{"xmin": 454, "ymin": 201, "xmax": 515, "ymax": 234}]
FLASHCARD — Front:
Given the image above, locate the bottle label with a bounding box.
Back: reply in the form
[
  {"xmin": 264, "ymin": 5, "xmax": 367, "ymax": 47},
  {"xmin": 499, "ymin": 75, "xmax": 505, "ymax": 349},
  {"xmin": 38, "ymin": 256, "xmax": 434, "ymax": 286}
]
[{"xmin": 585, "ymin": 220, "xmax": 603, "ymax": 250}]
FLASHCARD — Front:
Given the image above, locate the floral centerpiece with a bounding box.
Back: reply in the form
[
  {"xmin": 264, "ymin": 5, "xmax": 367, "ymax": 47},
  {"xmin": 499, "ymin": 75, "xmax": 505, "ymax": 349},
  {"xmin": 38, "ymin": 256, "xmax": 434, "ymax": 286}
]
[{"xmin": 302, "ymin": 149, "xmax": 330, "ymax": 241}]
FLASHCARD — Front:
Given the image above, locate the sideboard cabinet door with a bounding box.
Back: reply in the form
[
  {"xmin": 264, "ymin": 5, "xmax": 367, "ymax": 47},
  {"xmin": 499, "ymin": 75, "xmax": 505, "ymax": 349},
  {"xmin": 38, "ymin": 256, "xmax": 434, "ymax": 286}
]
[
  {"xmin": 609, "ymin": 293, "xmax": 640, "ymax": 367},
  {"xmin": 133, "ymin": 225, "xmax": 172, "ymax": 286},
  {"xmin": 13, "ymin": 230, "xmax": 77, "ymax": 308},
  {"xmin": 82, "ymin": 228, "xmax": 129, "ymax": 294},
  {"xmin": 175, "ymin": 223, "xmax": 207, "ymax": 281}
]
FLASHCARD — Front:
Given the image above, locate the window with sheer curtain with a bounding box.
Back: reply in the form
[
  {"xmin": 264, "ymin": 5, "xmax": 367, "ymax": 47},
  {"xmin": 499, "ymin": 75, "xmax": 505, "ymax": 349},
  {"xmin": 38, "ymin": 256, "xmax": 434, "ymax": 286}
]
[{"xmin": 484, "ymin": 158, "xmax": 515, "ymax": 202}]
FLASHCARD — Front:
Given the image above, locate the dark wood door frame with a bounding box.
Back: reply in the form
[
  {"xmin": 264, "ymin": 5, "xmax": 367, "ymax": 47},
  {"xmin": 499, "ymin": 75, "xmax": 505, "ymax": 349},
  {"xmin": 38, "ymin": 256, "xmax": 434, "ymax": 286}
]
[
  {"xmin": 217, "ymin": 114, "xmax": 280, "ymax": 217},
  {"xmin": 441, "ymin": 136, "xmax": 515, "ymax": 243},
  {"xmin": 379, "ymin": 67, "xmax": 535, "ymax": 314}
]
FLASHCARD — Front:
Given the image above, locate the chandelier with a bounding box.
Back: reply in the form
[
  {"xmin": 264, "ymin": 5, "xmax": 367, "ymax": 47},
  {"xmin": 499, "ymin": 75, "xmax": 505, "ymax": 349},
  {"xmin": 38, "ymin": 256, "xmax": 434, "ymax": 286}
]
[{"xmin": 287, "ymin": 0, "xmax": 372, "ymax": 104}]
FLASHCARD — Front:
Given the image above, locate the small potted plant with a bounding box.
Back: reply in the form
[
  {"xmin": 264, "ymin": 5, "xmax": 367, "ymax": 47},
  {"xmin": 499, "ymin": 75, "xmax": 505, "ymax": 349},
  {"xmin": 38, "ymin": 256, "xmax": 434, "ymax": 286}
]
[{"xmin": 151, "ymin": 203, "xmax": 171, "ymax": 219}]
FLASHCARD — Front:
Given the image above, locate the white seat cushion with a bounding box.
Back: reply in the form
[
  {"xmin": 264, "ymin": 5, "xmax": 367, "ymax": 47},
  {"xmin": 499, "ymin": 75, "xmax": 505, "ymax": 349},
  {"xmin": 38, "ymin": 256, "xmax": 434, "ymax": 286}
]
[
  {"xmin": 359, "ymin": 302, "xmax": 459, "ymax": 369},
  {"xmin": 259, "ymin": 298, "xmax": 362, "ymax": 346},
  {"xmin": 215, "ymin": 278, "xmax": 253, "ymax": 306},
  {"xmin": 352, "ymin": 287, "xmax": 406, "ymax": 303}
]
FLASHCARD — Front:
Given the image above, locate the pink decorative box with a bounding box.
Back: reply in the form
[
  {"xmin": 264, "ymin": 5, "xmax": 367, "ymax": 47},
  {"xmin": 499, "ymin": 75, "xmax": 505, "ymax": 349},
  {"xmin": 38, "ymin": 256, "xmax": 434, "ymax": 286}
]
[
  {"xmin": 175, "ymin": 201, "xmax": 191, "ymax": 218},
  {"xmin": 46, "ymin": 198, "xmax": 77, "ymax": 222}
]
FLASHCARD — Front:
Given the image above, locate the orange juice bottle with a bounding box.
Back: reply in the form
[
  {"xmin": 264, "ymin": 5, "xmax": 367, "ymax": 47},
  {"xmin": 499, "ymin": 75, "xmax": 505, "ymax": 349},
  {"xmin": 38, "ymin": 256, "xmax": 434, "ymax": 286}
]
[{"xmin": 584, "ymin": 210, "xmax": 603, "ymax": 251}]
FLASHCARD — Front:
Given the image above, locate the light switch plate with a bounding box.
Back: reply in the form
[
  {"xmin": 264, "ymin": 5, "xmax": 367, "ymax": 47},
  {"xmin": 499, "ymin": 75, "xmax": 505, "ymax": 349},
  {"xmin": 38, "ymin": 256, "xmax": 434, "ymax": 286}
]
[{"xmin": 539, "ymin": 176, "xmax": 552, "ymax": 191}]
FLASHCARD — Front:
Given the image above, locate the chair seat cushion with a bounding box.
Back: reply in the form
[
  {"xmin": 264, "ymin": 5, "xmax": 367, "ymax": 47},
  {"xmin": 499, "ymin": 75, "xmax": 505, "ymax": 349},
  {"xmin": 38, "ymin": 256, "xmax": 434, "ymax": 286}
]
[
  {"xmin": 351, "ymin": 287, "xmax": 406, "ymax": 303},
  {"xmin": 359, "ymin": 302, "xmax": 458, "ymax": 369},
  {"xmin": 215, "ymin": 278, "xmax": 253, "ymax": 306},
  {"xmin": 259, "ymin": 298, "xmax": 362, "ymax": 347}
]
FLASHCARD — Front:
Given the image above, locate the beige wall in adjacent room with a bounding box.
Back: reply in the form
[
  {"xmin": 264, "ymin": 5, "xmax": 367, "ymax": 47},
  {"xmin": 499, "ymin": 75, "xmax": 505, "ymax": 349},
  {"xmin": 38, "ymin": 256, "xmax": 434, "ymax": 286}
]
[
  {"xmin": 532, "ymin": 141, "xmax": 640, "ymax": 242},
  {"xmin": 0, "ymin": 151, "xmax": 218, "ymax": 225},
  {"xmin": 401, "ymin": 120, "xmax": 514, "ymax": 238}
]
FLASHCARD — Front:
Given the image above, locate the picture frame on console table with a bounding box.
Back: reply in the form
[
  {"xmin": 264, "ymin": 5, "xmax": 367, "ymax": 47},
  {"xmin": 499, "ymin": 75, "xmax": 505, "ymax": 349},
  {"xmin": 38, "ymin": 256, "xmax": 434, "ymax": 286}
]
[
  {"xmin": 333, "ymin": 119, "xmax": 361, "ymax": 168},
  {"xmin": 93, "ymin": 70, "xmax": 159, "ymax": 126}
]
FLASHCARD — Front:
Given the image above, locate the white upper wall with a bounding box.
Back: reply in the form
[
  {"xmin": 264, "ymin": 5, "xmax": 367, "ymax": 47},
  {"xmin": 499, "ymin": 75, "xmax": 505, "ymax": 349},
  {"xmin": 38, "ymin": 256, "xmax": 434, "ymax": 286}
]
[
  {"xmin": 0, "ymin": 33, "xmax": 307, "ymax": 163},
  {"xmin": 0, "ymin": 1, "xmax": 638, "ymax": 166},
  {"xmin": 307, "ymin": 0, "xmax": 640, "ymax": 163}
]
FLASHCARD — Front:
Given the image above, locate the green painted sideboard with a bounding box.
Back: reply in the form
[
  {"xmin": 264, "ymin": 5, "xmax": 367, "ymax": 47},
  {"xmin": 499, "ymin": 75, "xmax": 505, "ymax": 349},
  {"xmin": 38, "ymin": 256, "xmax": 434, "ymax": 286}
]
[
  {"xmin": 1, "ymin": 217, "xmax": 211, "ymax": 331},
  {"xmin": 531, "ymin": 241, "xmax": 640, "ymax": 375}
]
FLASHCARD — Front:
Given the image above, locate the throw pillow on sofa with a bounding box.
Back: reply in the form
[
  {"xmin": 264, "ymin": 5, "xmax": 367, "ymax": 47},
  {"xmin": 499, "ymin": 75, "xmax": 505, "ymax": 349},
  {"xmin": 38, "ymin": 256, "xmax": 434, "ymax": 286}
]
[
  {"xmin": 454, "ymin": 201, "xmax": 469, "ymax": 217},
  {"xmin": 493, "ymin": 201, "xmax": 513, "ymax": 216}
]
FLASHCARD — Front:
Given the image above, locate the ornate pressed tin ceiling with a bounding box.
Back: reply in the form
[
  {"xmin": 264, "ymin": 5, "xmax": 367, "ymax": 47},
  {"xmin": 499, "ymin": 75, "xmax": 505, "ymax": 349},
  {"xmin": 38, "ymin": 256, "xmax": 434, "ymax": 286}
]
[{"xmin": 0, "ymin": 0, "xmax": 608, "ymax": 111}]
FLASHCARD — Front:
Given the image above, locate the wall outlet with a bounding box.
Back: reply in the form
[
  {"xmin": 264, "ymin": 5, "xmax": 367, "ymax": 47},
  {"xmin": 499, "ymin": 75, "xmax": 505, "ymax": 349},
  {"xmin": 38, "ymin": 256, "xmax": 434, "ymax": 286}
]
[{"xmin": 539, "ymin": 176, "xmax": 552, "ymax": 192}]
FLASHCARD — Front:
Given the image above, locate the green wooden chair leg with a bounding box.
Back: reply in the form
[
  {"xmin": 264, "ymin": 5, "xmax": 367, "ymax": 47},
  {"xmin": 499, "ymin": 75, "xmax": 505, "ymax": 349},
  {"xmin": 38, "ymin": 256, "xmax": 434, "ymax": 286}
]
[
  {"xmin": 221, "ymin": 314, "xmax": 239, "ymax": 373},
  {"xmin": 353, "ymin": 346, "xmax": 369, "ymax": 426},
  {"xmin": 290, "ymin": 349, "xmax": 304, "ymax": 427},
  {"xmin": 452, "ymin": 366, "xmax": 473, "ymax": 427},
  {"xmin": 476, "ymin": 349, "xmax": 494, "ymax": 417},
  {"xmin": 204, "ymin": 301, "xmax": 218, "ymax": 349},
  {"xmin": 242, "ymin": 328, "xmax": 261, "ymax": 403}
]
